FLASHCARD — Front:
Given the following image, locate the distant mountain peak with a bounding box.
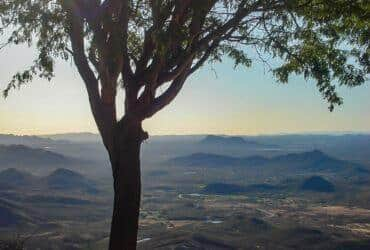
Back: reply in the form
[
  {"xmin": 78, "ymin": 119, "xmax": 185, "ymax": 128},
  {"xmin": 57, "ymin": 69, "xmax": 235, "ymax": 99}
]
[
  {"xmin": 200, "ymin": 135, "xmax": 258, "ymax": 145},
  {"xmin": 50, "ymin": 168, "xmax": 83, "ymax": 178},
  {"xmin": 46, "ymin": 168, "xmax": 86, "ymax": 185}
]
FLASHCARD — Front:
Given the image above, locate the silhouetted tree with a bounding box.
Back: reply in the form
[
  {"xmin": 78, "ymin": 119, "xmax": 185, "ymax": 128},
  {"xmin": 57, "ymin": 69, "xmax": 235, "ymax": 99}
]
[{"xmin": 1, "ymin": 1, "xmax": 368, "ymax": 249}]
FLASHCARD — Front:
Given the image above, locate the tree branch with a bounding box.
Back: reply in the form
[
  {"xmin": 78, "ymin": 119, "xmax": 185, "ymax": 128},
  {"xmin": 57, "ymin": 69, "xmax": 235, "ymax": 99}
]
[
  {"xmin": 64, "ymin": 0, "xmax": 116, "ymax": 151},
  {"xmin": 141, "ymin": 68, "xmax": 190, "ymax": 119}
]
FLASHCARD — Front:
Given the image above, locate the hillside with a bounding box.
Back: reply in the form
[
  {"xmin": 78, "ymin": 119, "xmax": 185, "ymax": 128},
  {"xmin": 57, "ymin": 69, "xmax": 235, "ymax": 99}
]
[
  {"xmin": 0, "ymin": 199, "xmax": 33, "ymax": 227},
  {"xmin": 0, "ymin": 168, "xmax": 98, "ymax": 194},
  {"xmin": 301, "ymin": 176, "xmax": 335, "ymax": 193},
  {"xmin": 0, "ymin": 168, "xmax": 34, "ymax": 187},
  {"xmin": 0, "ymin": 144, "xmax": 80, "ymax": 168}
]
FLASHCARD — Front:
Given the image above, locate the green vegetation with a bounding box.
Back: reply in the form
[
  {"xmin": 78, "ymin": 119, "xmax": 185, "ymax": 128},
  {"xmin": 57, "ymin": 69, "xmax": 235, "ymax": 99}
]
[{"xmin": 1, "ymin": 0, "xmax": 369, "ymax": 248}]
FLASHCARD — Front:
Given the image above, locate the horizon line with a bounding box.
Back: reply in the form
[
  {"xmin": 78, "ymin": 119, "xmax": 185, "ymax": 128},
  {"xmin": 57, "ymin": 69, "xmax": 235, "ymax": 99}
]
[{"xmin": 2, "ymin": 130, "xmax": 370, "ymax": 137}]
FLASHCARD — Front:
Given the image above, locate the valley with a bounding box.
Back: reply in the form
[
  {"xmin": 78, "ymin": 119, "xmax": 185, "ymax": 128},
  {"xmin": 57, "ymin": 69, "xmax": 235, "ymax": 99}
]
[{"xmin": 1, "ymin": 133, "xmax": 370, "ymax": 249}]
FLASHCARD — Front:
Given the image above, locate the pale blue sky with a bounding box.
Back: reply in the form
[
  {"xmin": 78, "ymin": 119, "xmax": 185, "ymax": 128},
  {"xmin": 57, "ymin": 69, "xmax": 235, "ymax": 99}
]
[{"xmin": 0, "ymin": 43, "xmax": 369, "ymax": 135}]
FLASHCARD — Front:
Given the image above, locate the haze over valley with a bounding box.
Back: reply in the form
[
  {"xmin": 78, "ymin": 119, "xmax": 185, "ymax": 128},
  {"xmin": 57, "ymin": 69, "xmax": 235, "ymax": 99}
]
[{"xmin": 1, "ymin": 133, "xmax": 370, "ymax": 249}]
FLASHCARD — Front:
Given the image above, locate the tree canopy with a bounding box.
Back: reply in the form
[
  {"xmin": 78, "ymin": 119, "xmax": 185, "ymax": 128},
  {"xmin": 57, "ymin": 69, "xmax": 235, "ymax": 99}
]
[{"xmin": 1, "ymin": 0, "xmax": 369, "ymax": 121}]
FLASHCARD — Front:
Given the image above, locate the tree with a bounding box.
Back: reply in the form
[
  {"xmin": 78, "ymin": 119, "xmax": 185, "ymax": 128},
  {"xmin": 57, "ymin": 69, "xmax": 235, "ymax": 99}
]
[{"xmin": 1, "ymin": 0, "xmax": 368, "ymax": 249}]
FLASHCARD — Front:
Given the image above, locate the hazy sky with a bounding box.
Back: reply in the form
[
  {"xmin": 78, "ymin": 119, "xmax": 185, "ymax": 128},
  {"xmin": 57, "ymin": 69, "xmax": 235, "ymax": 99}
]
[{"xmin": 0, "ymin": 43, "xmax": 369, "ymax": 136}]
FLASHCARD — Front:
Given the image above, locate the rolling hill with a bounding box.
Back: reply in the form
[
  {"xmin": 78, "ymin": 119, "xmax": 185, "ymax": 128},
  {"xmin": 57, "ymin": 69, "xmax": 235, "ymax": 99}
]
[
  {"xmin": 0, "ymin": 168, "xmax": 98, "ymax": 193},
  {"xmin": 301, "ymin": 176, "xmax": 335, "ymax": 193},
  {"xmin": 43, "ymin": 168, "xmax": 98, "ymax": 193},
  {"xmin": 0, "ymin": 168, "xmax": 34, "ymax": 187}
]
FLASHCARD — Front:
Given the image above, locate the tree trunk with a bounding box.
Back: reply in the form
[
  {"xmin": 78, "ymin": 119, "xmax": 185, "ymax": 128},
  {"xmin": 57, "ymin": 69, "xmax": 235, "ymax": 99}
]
[{"xmin": 108, "ymin": 120, "xmax": 146, "ymax": 250}]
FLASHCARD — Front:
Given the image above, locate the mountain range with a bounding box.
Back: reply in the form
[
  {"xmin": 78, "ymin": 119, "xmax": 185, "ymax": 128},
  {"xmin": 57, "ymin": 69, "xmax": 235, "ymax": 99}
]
[
  {"xmin": 200, "ymin": 135, "xmax": 260, "ymax": 145},
  {"xmin": 168, "ymin": 150, "xmax": 369, "ymax": 175},
  {"xmin": 0, "ymin": 144, "xmax": 83, "ymax": 168},
  {"xmin": 199, "ymin": 135, "xmax": 278, "ymax": 149},
  {"xmin": 0, "ymin": 134, "xmax": 57, "ymax": 146},
  {"xmin": 40, "ymin": 132, "xmax": 102, "ymax": 143}
]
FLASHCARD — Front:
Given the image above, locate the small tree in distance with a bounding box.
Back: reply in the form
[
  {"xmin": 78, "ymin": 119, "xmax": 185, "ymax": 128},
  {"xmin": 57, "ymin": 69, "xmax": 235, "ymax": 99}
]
[{"xmin": 0, "ymin": 0, "xmax": 368, "ymax": 249}]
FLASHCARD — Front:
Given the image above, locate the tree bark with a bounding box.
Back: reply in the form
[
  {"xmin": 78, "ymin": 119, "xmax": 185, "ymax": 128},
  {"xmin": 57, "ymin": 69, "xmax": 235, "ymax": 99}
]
[{"xmin": 108, "ymin": 119, "xmax": 146, "ymax": 250}]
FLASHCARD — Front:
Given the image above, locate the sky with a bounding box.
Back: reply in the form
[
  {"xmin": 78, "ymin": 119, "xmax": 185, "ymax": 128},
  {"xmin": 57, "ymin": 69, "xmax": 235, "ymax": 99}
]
[{"xmin": 0, "ymin": 43, "xmax": 369, "ymax": 136}]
